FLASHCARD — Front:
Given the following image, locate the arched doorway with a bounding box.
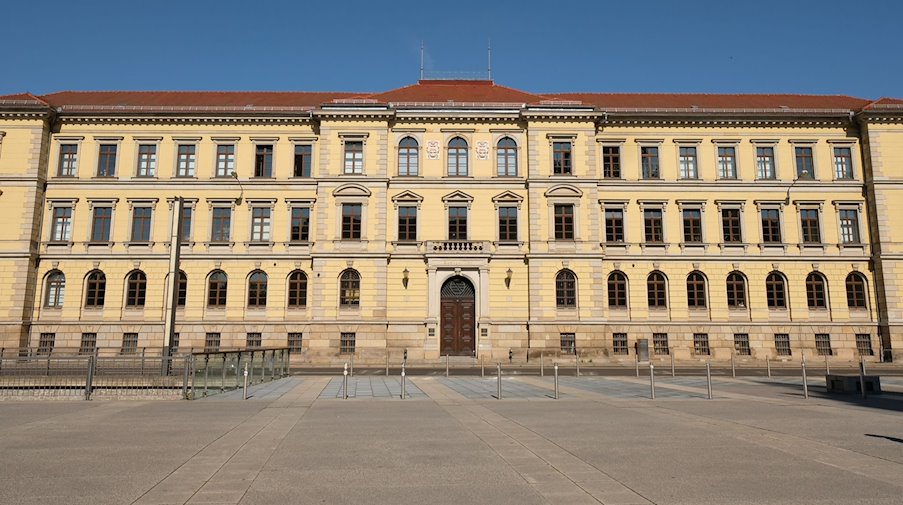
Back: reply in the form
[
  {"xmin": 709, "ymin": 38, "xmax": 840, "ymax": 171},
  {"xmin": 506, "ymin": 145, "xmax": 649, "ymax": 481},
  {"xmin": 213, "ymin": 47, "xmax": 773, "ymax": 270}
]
[{"xmin": 440, "ymin": 276, "xmax": 476, "ymax": 356}]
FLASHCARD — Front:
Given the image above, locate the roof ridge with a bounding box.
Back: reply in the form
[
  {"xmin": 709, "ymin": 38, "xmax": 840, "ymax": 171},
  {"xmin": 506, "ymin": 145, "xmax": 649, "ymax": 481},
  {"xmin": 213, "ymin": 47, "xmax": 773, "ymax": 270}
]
[
  {"xmin": 42, "ymin": 89, "xmax": 365, "ymax": 96},
  {"xmin": 547, "ymin": 91, "xmax": 869, "ymax": 99}
]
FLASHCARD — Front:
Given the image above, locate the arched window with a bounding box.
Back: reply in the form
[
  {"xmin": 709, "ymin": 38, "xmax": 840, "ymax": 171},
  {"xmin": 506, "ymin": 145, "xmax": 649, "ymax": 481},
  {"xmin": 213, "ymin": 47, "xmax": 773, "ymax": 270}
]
[
  {"xmin": 766, "ymin": 272, "xmax": 787, "ymax": 308},
  {"xmin": 726, "ymin": 272, "xmax": 747, "ymax": 308},
  {"xmin": 85, "ymin": 270, "xmax": 106, "ymax": 308},
  {"xmin": 607, "ymin": 271, "xmax": 628, "ymax": 308},
  {"xmin": 846, "ymin": 272, "xmax": 867, "ymax": 308},
  {"xmin": 687, "ymin": 272, "xmax": 707, "ymax": 308},
  {"xmin": 248, "ymin": 270, "xmax": 268, "ymax": 307},
  {"xmin": 447, "ymin": 137, "xmax": 468, "ymax": 176},
  {"xmin": 555, "ymin": 270, "xmax": 577, "ymax": 308},
  {"xmin": 497, "ymin": 137, "xmax": 517, "ymax": 176},
  {"xmin": 398, "ymin": 137, "xmax": 419, "ymax": 176},
  {"xmin": 177, "ymin": 271, "xmax": 187, "ymax": 306},
  {"xmin": 340, "ymin": 269, "xmax": 361, "ymax": 306},
  {"xmin": 647, "ymin": 272, "xmax": 667, "ymax": 308},
  {"xmin": 805, "ymin": 272, "xmax": 828, "ymax": 308},
  {"xmin": 287, "ymin": 270, "xmax": 308, "ymax": 307},
  {"xmin": 207, "ymin": 270, "xmax": 228, "ymax": 307},
  {"xmin": 44, "ymin": 271, "xmax": 65, "ymax": 308},
  {"xmin": 125, "ymin": 270, "xmax": 147, "ymax": 307}
]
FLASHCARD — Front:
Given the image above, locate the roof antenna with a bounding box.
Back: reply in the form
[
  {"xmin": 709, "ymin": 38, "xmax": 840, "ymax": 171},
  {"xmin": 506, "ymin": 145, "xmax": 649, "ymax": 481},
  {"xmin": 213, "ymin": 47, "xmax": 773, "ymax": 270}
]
[
  {"xmin": 420, "ymin": 41, "xmax": 424, "ymax": 81},
  {"xmin": 487, "ymin": 39, "xmax": 492, "ymax": 81}
]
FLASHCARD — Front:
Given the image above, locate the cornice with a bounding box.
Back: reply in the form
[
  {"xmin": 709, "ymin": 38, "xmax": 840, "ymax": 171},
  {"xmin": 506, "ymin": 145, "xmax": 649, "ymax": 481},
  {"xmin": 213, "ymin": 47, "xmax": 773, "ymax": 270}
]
[
  {"xmin": 58, "ymin": 115, "xmax": 314, "ymax": 126},
  {"xmin": 603, "ymin": 117, "xmax": 851, "ymax": 128}
]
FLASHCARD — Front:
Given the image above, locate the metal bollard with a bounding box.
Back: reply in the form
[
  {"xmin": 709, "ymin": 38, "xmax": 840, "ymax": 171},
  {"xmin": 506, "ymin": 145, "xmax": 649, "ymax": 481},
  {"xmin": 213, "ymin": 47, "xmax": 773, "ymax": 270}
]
[
  {"xmin": 386, "ymin": 352, "xmax": 390, "ymax": 377},
  {"xmin": 508, "ymin": 349, "xmax": 513, "ymax": 364},
  {"xmin": 221, "ymin": 355, "xmax": 227, "ymax": 393},
  {"xmin": 650, "ymin": 363, "xmax": 656, "ymax": 400},
  {"xmin": 480, "ymin": 355, "xmax": 484, "ymax": 377},
  {"xmin": 343, "ymin": 362, "xmax": 349, "ymax": 399},
  {"xmin": 671, "ymin": 351, "xmax": 675, "ymax": 377},
  {"xmin": 540, "ymin": 353, "xmax": 544, "ymax": 377},
  {"xmin": 554, "ymin": 363, "xmax": 559, "ymax": 400},
  {"xmin": 84, "ymin": 355, "xmax": 95, "ymax": 401},
  {"xmin": 801, "ymin": 359, "xmax": 809, "ymax": 399},
  {"xmin": 204, "ymin": 357, "xmax": 210, "ymax": 397},
  {"xmin": 350, "ymin": 356, "xmax": 354, "ymax": 377},
  {"xmin": 635, "ymin": 354, "xmax": 639, "ymax": 377},
  {"xmin": 731, "ymin": 353, "xmax": 736, "ymax": 378},
  {"xmin": 859, "ymin": 357, "xmax": 867, "ymax": 399},
  {"xmin": 446, "ymin": 354, "xmax": 449, "ymax": 377},
  {"xmin": 861, "ymin": 355, "xmax": 867, "ymax": 375},
  {"xmin": 400, "ymin": 363, "xmax": 406, "ymax": 400},
  {"xmin": 766, "ymin": 356, "xmax": 771, "ymax": 378},
  {"xmin": 825, "ymin": 353, "xmax": 830, "ymax": 375},
  {"xmin": 706, "ymin": 362, "xmax": 713, "ymax": 400},
  {"xmin": 576, "ymin": 350, "xmax": 580, "ymax": 377},
  {"xmin": 496, "ymin": 363, "xmax": 502, "ymax": 400},
  {"xmin": 242, "ymin": 362, "xmax": 249, "ymax": 400}
]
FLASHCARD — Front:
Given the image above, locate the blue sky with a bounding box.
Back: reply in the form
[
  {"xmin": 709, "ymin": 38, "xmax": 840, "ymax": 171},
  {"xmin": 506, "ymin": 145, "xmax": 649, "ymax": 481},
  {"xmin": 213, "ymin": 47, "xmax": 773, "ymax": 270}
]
[{"xmin": 2, "ymin": 0, "xmax": 900, "ymax": 98}]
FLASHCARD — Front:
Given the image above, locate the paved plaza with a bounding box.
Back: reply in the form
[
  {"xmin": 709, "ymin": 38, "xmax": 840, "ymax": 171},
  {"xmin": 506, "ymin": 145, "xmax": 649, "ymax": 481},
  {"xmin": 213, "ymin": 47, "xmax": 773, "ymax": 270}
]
[{"xmin": 1, "ymin": 374, "xmax": 902, "ymax": 504}]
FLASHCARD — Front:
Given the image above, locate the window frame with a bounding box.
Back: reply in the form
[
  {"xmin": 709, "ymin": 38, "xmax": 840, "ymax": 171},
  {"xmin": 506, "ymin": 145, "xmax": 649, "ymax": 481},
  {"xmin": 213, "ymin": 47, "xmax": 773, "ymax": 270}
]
[
  {"xmin": 601, "ymin": 144, "xmax": 621, "ymax": 179},
  {"xmin": 794, "ymin": 145, "xmax": 815, "ymax": 179},
  {"xmin": 293, "ymin": 143, "xmax": 313, "ymax": 177},
  {"xmin": 247, "ymin": 270, "xmax": 268, "ymax": 307},
  {"xmin": 715, "ymin": 142, "xmax": 738, "ymax": 180},
  {"xmin": 798, "ymin": 206, "xmax": 822, "ymax": 245},
  {"xmin": 125, "ymin": 270, "xmax": 147, "ymax": 308},
  {"xmin": 677, "ymin": 144, "xmax": 699, "ymax": 180},
  {"xmin": 686, "ymin": 271, "xmax": 708, "ymax": 308},
  {"xmin": 607, "ymin": 271, "xmax": 628, "ymax": 308},
  {"xmin": 446, "ymin": 137, "xmax": 469, "ymax": 177},
  {"xmin": 497, "ymin": 206, "xmax": 518, "ymax": 243},
  {"xmin": 214, "ymin": 142, "xmax": 236, "ymax": 178},
  {"xmin": 249, "ymin": 205, "xmax": 273, "ymax": 243},
  {"xmin": 210, "ymin": 204, "xmax": 233, "ymax": 243},
  {"xmin": 287, "ymin": 270, "xmax": 308, "ymax": 308},
  {"xmin": 135, "ymin": 142, "xmax": 158, "ymax": 178},
  {"xmin": 84, "ymin": 270, "xmax": 106, "ymax": 308},
  {"xmin": 555, "ymin": 269, "xmax": 577, "ymax": 308},
  {"xmin": 339, "ymin": 269, "xmax": 361, "ymax": 307},
  {"xmin": 832, "ymin": 145, "xmax": 855, "ymax": 180},
  {"xmin": 447, "ymin": 205, "xmax": 468, "ymax": 241},
  {"xmin": 552, "ymin": 140, "xmax": 573, "ymax": 175},
  {"xmin": 836, "ymin": 205, "xmax": 862, "ymax": 245},
  {"xmin": 398, "ymin": 136, "xmax": 420, "ymax": 177},
  {"xmin": 343, "ymin": 139, "xmax": 364, "ymax": 175},
  {"xmin": 44, "ymin": 270, "xmax": 66, "ymax": 308},
  {"xmin": 805, "ymin": 272, "xmax": 828, "ymax": 309},
  {"xmin": 397, "ymin": 205, "xmax": 418, "ymax": 242},
  {"xmin": 207, "ymin": 270, "xmax": 228, "ymax": 307},
  {"xmin": 49, "ymin": 204, "xmax": 73, "ymax": 243},
  {"xmin": 175, "ymin": 143, "xmax": 197, "ymax": 178},
  {"xmin": 341, "ymin": 203, "xmax": 363, "ymax": 240},
  {"xmin": 647, "ymin": 271, "xmax": 668, "ymax": 308},
  {"xmin": 496, "ymin": 137, "xmax": 518, "ymax": 177},
  {"xmin": 57, "ymin": 143, "xmax": 79, "ymax": 177},
  {"xmin": 96, "ymin": 142, "xmax": 119, "ymax": 178},
  {"xmin": 640, "ymin": 144, "xmax": 661, "ymax": 180},
  {"xmin": 760, "ymin": 207, "xmax": 783, "ymax": 244},
  {"xmin": 129, "ymin": 205, "xmax": 154, "ymax": 243},
  {"xmin": 553, "ymin": 204, "xmax": 575, "ymax": 240},
  {"xmin": 254, "ymin": 143, "xmax": 275, "ymax": 178},
  {"xmin": 90, "ymin": 205, "xmax": 114, "ymax": 243},
  {"xmin": 718, "ymin": 202, "xmax": 744, "ymax": 244},
  {"xmin": 755, "ymin": 145, "xmax": 777, "ymax": 180},
  {"xmin": 766, "ymin": 272, "xmax": 787, "ymax": 309},
  {"xmin": 845, "ymin": 272, "xmax": 868, "ymax": 309},
  {"xmin": 726, "ymin": 272, "xmax": 747, "ymax": 309}
]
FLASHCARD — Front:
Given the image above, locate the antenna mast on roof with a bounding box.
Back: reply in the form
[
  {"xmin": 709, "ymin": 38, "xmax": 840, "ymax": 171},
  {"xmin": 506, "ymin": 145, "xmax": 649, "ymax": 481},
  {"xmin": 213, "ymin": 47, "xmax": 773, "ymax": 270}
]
[
  {"xmin": 420, "ymin": 41, "xmax": 424, "ymax": 80},
  {"xmin": 487, "ymin": 39, "xmax": 492, "ymax": 81}
]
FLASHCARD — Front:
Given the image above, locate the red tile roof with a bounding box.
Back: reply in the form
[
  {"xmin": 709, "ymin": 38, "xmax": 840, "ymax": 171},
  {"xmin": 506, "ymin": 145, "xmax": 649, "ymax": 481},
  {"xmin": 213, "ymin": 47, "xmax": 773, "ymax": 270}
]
[
  {"xmin": 358, "ymin": 80, "xmax": 548, "ymax": 105},
  {"xmin": 547, "ymin": 93, "xmax": 872, "ymax": 111},
  {"xmin": 0, "ymin": 92, "xmax": 48, "ymax": 105},
  {"xmin": 863, "ymin": 97, "xmax": 903, "ymax": 110},
  {"xmin": 40, "ymin": 90, "xmax": 361, "ymax": 110}
]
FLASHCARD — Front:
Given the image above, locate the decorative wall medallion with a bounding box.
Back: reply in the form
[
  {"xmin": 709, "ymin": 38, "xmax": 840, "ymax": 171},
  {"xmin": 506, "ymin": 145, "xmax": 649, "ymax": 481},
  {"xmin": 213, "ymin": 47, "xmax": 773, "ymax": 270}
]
[
  {"xmin": 476, "ymin": 141, "xmax": 489, "ymax": 160},
  {"xmin": 426, "ymin": 140, "xmax": 440, "ymax": 160}
]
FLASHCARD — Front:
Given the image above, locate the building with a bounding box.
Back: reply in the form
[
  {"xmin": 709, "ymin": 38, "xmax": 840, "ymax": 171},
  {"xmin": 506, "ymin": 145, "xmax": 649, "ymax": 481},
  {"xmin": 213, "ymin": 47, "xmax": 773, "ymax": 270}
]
[{"xmin": 1, "ymin": 79, "xmax": 901, "ymax": 363}]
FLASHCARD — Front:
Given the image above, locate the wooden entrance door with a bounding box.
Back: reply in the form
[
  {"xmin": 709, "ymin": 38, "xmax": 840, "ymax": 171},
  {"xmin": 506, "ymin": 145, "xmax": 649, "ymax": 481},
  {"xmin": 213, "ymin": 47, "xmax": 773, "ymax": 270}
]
[{"xmin": 440, "ymin": 276, "xmax": 476, "ymax": 356}]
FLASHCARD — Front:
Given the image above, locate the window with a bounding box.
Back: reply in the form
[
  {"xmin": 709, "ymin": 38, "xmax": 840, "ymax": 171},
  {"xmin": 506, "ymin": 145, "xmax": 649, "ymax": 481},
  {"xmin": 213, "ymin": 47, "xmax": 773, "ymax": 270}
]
[
  {"xmin": 448, "ymin": 206, "xmax": 467, "ymax": 240},
  {"xmin": 761, "ymin": 208, "xmax": 782, "ymax": 243},
  {"xmin": 834, "ymin": 147, "xmax": 853, "ymax": 179},
  {"xmin": 44, "ymin": 271, "xmax": 65, "ymax": 308},
  {"xmin": 204, "ymin": 332, "xmax": 221, "ymax": 352},
  {"xmin": 51, "ymin": 206, "xmax": 72, "ymax": 242},
  {"xmin": 181, "ymin": 207, "xmax": 192, "ymax": 242},
  {"xmin": 815, "ymin": 334, "xmax": 832, "ymax": 356},
  {"xmin": 176, "ymin": 145, "xmax": 196, "ymax": 177},
  {"xmin": 97, "ymin": 144, "xmax": 117, "ymax": 177},
  {"xmin": 58, "ymin": 144, "xmax": 78, "ymax": 176},
  {"xmin": 799, "ymin": 209, "xmax": 821, "ymax": 244},
  {"xmin": 679, "ymin": 146, "xmax": 698, "ymax": 179},
  {"xmin": 653, "ymin": 333, "xmax": 669, "ymax": 355},
  {"xmin": 294, "ymin": 144, "xmax": 312, "ymax": 177},
  {"xmin": 846, "ymin": 272, "xmax": 867, "ymax": 308},
  {"xmin": 247, "ymin": 270, "xmax": 267, "ymax": 307},
  {"xmin": 721, "ymin": 208, "xmax": 742, "ymax": 243},
  {"xmin": 169, "ymin": 331, "xmax": 179, "ymax": 353},
  {"xmin": 91, "ymin": 206, "xmax": 113, "ymax": 243},
  {"xmin": 839, "ymin": 209, "xmax": 860, "ymax": 244},
  {"xmin": 207, "ymin": 271, "xmax": 228, "ymax": 307},
  {"xmin": 604, "ymin": 209, "xmax": 624, "ymax": 243},
  {"xmin": 290, "ymin": 207, "xmax": 310, "ymax": 242},
  {"xmin": 717, "ymin": 146, "xmax": 737, "ymax": 179},
  {"xmin": 609, "ymin": 333, "xmax": 627, "ymax": 355},
  {"xmin": 554, "ymin": 204, "xmax": 574, "ymax": 240},
  {"xmin": 287, "ymin": 270, "xmax": 307, "ymax": 307},
  {"xmin": 447, "ymin": 137, "xmax": 468, "ymax": 176},
  {"xmin": 726, "ymin": 272, "xmax": 747, "ymax": 308},
  {"xmin": 555, "ymin": 269, "xmax": 577, "ymax": 308},
  {"xmin": 254, "ymin": 144, "xmax": 273, "ymax": 177},
  {"xmin": 693, "ymin": 333, "xmax": 710, "ymax": 355},
  {"xmin": 246, "ymin": 332, "xmax": 262, "ymax": 348},
  {"xmin": 560, "ymin": 332, "xmax": 576, "ymax": 355},
  {"xmin": 602, "ymin": 145, "xmax": 620, "ymax": 178},
  {"xmin": 552, "ymin": 141, "xmax": 572, "ymax": 175},
  {"xmin": 121, "ymin": 333, "xmax": 138, "ymax": 355},
  {"xmin": 136, "ymin": 144, "xmax": 157, "ymax": 177},
  {"xmin": 79, "ymin": 333, "xmax": 97, "ymax": 355},
  {"xmin": 396, "ymin": 137, "xmax": 420, "ymax": 176},
  {"xmin": 766, "ymin": 272, "xmax": 787, "ymax": 308},
  {"xmin": 211, "ymin": 207, "xmax": 231, "ymax": 242},
  {"xmin": 682, "ymin": 209, "xmax": 702, "ymax": 243},
  {"xmin": 341, "ymin": 203, "xmax": 362, "ymax": 240},
  {"xmin": 250, "ymin": 207, "xmax": 271, "ymax": 242},
  {"xmin": 795, "ymin": 146, "xmax": 814, "ymax": 179},
  {"xmin": 215, "ymin": 144, "xmax": 235, "ymax": 177},
  {"xmin": 734, "ymin": 334, "xmax": 751, "ymax": 356},
  {"xmin": 125, "ymin": 270, "xmax": 147, "ymax": 307},
  {"xmin": 344, "ymin": 141, "xmax": 363, "ymax": 174},
  {"xmin": 498, "ymin": 207, "xmax": 517, "ymax": 242},
  {"xmin": 647, "ymin": 272, "xmax": 667, "ymax": 308},
  {"xmin": 397, "ymin": 206, "xmax": 417, "ymax": 241},
  {"xmin": 340, "ymin": 269, "xmax": 360, "ymax": 306},
  {"xmin": 177, "ymin": 271, "xmax": 187, "ymax": 306},
  {"xmin": 497, "ymin": 137, "xmax": 517, "ymax": 176},
  {"xmin": 288, "ymin": 332, "xmax": 304, "ymax": 352},
  {"xmin": 37, "ymin": 333, "xmax": 55, "ymax": 356},
  {"xmin": 340, "ymin": 332, "xmax": 356, "ymax": 353},
  {"xmin": 85, "ymin": 270, "xmax": 106, "ymax": 308},
  {"xmin": 131, "ymin": 207, "xmax": 153, "ymax": 242},
  {"xmin": 641, "ymin": 146, "xmax": 660, "ymax": 179},
  {"xmin": 608, "ymin": 271, "xmax": 628, "ymax": 308},
  {"xmin": 756, "ymin": 146, "xmax": 776, "ymax": 179},
  {"xmin": 687, "ymin": 272, "xmax": 707, "ymax": 308},
  {"xmin": 644, "ymin": 209, "xmax": 664, "ymax": 243},
  {"xmin": 805, "ymin": 272, "xmax": 827, "ymax": 309},
  {"xmin": 856, "ymin": 334, "xmax": 873, "ymax": 356}
]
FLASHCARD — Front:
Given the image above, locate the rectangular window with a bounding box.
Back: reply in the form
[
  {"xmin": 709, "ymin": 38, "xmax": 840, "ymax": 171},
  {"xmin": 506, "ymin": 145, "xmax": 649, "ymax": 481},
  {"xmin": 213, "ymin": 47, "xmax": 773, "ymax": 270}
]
[
  {"xmin": 795, "ymin": 146, "xmax": 814, "ymax": 179},
  {"xmin": 215, "ymin": 144, "xmax": 235, "ymax": 177},
  {"xmin": 774, "ymin": 334, "xmax": 792, "ymax": 356},
  {"xmin": 839, "ymin": 209, "xmax": 861, "ymax": 244},
  {"xmin": 340, "ymin": 332, "xmax": 356, "ymax": 354},
  {"xmin": 553, "ymin": 204, "xmax": 574, "ymax": 240},
  {"xmin": 254, "ymin": 144, "xmax": 273, "ymax": 177},
  {"xmin": 552, "ymin": 141, "xmax": 572, "ymax": 175},
  {"xmin": 682, "ymin": 209, "xmax": 702, "ymax": 243},
  {"xmin": 717, "ymin": 146, "xmax": 737, "ymax": 179},
  {"xmin": 288, "ymin": 332, "xmax": 303, "ymax": 352},
  {"xmin": 605, "ymin": 209, "xmax": 624, "ymax": 243},
  {"xmin": 397, "ymin": 206, "xmax": 418, "ymax": 242},
  {"xmin": 693, "ymin": 333, "xmax": 710, "ymax": 356},
  {"xmin": 97, "ymin": 144, "xmax": 117, "ymax": 177},
  {"xmin": 121, "ymin": 333, "xmax": 138, "ymax": 355},
  {"xmin": 131, "ymin": 207, "xmax": 153, "ymax": 242},
  {"xmin": 756, "ymin": 147, "xmax": 776, "ymax": 179},
  {"xmin": 341, "ymin": 203, "xmax": 362, "ymax": 240},
  {"xmin": 211, "ymin": 207, "xmax": 232, "ymax": 242},
  {"xmin": 344, "ymin": 141, "xmax": 363, "ymax": 174},
  {"xmin": 246, "ymin": 332, "xmax": 262, "ymax": 348},
  {"xmin": 79, "ymin": 333, "xmax": 97, "ymax": 355},
  {"xmin": 612, "ymin": 333, "xmax": 629, "ymax": 355},
  {"xmin": 644, "ymin": 209, "xmax": 664, "ymax": 243},
  {"xmin": 51, "ymin": 206, "xmax": 72, "ymax": 242},
  {"xmin": 834, "ymin": 147, "xmax": 853, "ymax": 179},
  {"xmin": 290, "ymin": 207, "xmax": 310, "ymax": 242},
  {"xmin": 855, "ymin": 334, "xmax": 873, "ymax": 356},
  {"xmin": 641, "ymin": 146, "xmax": 660, "ymax": 179},
  {"xmin": 679, "ymin": 146, "xmax": 698, "ymax": 179},
  {"xmin": 815, "ymin": 333, "xmax": 833, "ymax": 356},
  {"xmin": 176, "ymin": 144, "xmax": 196, "ymax": 177},
  {"xmin": 58, "ymin": 144, "xmax": 78, "ymax": 176},
  {"xmin": 653, "ymin": 333, "xmax": 669, "ymax": 355},
  {"xmin": 37, "ymin": 333, "xmax": 55, "ymax": 356},
  {"xmin": 721, "ymin": 208, "xmax": 742, "ymax": 243},
  {"xmin": 181, "ymin": 207, "xmax": 192, "ymax": 242},
  {"xmin": 734, "ymin": 334, "xmax": 751, "ymax": 356},
  {"xmin": 602, "ymin": 146, "xmax": 621, "ymax": 178},
  {"xmin": 448, "ymin": 206, "xmax": 468, "ymax": 240},
  {"xmin": 294, "ymin": 144, "xmax": 312, "ymax": 177},
  {"xmin": 761, "ymin": 208, "xmax": 782, "ymax": 243},
  {"xmin": 91, "ymin": 207, "xmax": 113, "ymax": 243},
  {"xmin": 136, "ymin": 144, "xmax": 157, "ymax": 177},
  {"xmin": 204, "ymin": 332, "xmax": 221, "ymax": 352},
  {"xmin": 498, "ymin": 207, "xmax": 517, "ymax": 242},
  {"xmin": 250, "ymin": 207, "xmax": 271, "ymax": 242},
  {"xmin": 560, "ymin": 332, "xmax": 576, "ymax": 355},
  {"xmin": 800, "ymin": 209, "xmax": 821, "ymax": 244},
  {"xmin": 170, "ymin": 333, "xmax": 179, "ymax": 354}
]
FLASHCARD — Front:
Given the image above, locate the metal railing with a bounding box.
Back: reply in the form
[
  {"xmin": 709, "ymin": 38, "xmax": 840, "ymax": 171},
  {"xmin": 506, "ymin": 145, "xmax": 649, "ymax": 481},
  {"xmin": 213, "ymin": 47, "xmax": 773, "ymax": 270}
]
[{"xmin": 188, "ymin": 348, "xmax": 290, "ymax": 399}]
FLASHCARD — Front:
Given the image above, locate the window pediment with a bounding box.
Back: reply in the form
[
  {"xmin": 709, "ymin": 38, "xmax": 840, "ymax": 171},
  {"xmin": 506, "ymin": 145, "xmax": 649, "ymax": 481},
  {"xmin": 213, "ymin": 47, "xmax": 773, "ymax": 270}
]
[
  {"xmin": 441, "ymin": 190, "xmax": 474, "ymax": 204},
  {"xmin": 544, "ymin": 185, "xmax": 583, "ymax": 198},
  {"xmin": 333, "ymin": 183, "xmax": 371, "ymax": 198}
]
